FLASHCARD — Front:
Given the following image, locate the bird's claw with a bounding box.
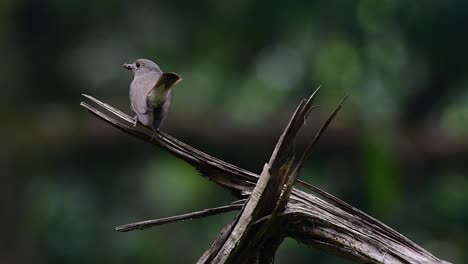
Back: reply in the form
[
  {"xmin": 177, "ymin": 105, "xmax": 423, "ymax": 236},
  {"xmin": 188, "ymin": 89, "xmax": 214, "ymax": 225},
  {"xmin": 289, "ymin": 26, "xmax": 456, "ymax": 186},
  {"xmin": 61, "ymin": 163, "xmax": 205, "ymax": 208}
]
[
  {"xmin": 151, "ymin": 130, "xmax": 157, "ymax": 140},
  {"xmin": 132, "ymin": 116, "xmax": 138, "ymax": 127}
]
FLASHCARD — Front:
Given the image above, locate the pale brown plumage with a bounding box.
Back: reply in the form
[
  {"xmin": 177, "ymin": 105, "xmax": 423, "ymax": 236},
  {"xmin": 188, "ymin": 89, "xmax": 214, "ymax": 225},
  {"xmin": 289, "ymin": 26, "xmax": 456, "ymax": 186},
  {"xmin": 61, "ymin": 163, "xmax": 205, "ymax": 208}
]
[{"xmin": 123, "ymin": 58, "xmax": 182, "ymax": 130}]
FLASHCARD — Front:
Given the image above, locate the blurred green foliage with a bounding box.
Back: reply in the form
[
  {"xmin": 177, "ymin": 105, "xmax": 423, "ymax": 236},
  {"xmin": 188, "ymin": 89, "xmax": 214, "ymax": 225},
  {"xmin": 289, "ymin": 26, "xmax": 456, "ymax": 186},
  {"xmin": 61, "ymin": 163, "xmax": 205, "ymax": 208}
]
[{"xmin": 1, "ymin": 0, "xmax": 468, "ymax": 263}]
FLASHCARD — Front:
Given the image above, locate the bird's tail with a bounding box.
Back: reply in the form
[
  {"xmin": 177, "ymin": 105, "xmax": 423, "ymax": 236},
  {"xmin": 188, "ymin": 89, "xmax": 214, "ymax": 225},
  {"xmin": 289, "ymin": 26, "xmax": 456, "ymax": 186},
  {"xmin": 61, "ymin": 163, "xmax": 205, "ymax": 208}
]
[{"xmin": 155, "ymin": 72, "xmax": 182, "ymax": 91}]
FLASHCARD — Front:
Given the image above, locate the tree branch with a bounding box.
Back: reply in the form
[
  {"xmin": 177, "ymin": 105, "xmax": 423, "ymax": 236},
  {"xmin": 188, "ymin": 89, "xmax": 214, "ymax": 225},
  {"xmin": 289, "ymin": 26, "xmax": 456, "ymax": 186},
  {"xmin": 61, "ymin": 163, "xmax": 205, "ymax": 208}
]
[
  {"xmin": 81, "ymin": 94, "xmax": 450, "ymax": 264},
  {"xmin": 116, "ymin": 204, "xmax": 243, "ymax": 232}
]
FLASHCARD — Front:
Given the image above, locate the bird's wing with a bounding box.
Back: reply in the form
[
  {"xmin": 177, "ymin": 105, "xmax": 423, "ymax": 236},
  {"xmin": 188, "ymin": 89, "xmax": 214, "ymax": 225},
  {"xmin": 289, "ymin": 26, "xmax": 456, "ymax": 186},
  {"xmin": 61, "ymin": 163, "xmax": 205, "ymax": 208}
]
[
  {"xmin": 147, "ymin": 72, "xmax": 182, "ymax": 109},
  {"xmin": 151, "ymin": 91, "xmax": 173, "ymax": 129},
  {"xmin": 130, "ymin": 73, "xmax": 162, "ymax": 116}
]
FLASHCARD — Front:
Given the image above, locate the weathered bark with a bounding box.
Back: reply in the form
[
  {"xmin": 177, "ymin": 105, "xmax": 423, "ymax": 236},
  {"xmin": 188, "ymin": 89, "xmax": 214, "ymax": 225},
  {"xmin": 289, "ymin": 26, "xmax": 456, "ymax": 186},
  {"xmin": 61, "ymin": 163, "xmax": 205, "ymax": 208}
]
[{"xmin": 81, "ymin": 93, "xmax": 450, "ymax": 264}]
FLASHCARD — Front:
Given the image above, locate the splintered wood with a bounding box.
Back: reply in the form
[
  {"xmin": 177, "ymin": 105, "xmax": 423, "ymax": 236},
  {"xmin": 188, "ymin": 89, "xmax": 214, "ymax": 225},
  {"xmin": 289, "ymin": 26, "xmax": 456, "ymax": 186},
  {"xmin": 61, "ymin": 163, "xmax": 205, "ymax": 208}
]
[{"xmin": 81, "ymin": 90, "xmax": 449, "ymax": 264}]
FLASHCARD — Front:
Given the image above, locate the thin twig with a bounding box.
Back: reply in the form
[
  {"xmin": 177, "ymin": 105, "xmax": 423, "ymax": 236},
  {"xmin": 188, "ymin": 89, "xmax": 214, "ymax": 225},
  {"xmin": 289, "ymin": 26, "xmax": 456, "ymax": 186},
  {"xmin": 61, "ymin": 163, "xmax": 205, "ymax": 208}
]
[
  {"xmin": 275, "ymin": 95, "xmax": 349, "ymax": 213},
  {"xmin": 297, "ymin": 95, "xmax": 349, "ymax": 173},
  {"xmin": 116, "ymin": 204, "xmax": 242, "ymax": 232}
]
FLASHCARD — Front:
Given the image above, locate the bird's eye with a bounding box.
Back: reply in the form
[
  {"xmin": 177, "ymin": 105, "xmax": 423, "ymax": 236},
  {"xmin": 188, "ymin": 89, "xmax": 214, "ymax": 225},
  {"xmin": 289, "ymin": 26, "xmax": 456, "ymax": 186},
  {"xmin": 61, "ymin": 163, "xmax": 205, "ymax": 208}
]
[{"xmin": 135, "ymin": 62, "xmax": 141, "ymax": 68}]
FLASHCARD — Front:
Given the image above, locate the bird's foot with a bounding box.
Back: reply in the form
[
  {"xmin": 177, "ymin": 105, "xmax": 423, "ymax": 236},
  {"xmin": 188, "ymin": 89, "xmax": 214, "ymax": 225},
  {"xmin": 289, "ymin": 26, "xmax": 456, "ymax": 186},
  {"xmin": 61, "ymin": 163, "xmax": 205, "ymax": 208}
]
[
  {"xmin": 132, "ymin": 116, "xmax": 138, "ymax": 127},
  {"xmin": 151, "ymin": 130, "xmax": 157, "ymax": 140}
]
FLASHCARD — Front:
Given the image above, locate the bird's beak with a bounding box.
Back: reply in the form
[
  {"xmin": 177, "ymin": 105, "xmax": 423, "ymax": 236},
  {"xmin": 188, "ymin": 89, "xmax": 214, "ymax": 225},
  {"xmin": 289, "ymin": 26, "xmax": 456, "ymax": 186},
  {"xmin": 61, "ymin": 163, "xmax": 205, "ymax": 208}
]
[{"xmin": 123, "ymin": 63, "xmax": 135, "ymax": 70}]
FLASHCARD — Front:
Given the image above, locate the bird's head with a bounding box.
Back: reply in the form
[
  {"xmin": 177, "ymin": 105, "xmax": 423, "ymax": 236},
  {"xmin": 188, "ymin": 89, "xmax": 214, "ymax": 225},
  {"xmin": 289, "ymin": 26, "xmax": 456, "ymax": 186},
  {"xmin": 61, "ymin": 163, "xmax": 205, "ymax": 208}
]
[{"xmin": 123, "ymin": 58, "xmax": 162, "ymax": 76}]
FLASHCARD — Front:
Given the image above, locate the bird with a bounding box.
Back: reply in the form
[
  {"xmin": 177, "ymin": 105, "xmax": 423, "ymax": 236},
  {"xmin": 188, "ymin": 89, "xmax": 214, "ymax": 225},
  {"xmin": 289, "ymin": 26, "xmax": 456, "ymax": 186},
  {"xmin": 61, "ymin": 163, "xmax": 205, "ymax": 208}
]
[{"xmin": 123, "ymin": 58, "xmax": 182, "ymax": 132}]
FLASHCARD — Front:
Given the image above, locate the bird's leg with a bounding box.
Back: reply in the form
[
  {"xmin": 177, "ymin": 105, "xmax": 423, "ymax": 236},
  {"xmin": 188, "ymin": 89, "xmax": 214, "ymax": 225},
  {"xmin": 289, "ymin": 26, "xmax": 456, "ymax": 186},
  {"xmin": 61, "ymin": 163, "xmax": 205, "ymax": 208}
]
[
  {"xmin": 151, "ymin": 130, "xmax": 157, "ymax": 140},
  {"xmin": 132, "ymin": 115, "xmax": 138, "ymax": 127}
]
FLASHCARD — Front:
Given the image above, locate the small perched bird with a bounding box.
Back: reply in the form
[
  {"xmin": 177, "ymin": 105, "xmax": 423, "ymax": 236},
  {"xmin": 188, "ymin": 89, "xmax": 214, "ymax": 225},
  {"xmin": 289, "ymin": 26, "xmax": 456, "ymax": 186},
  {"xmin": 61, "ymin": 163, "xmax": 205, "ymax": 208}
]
[{"xmin": 123, "ymin": 58, "xmax": 182, "ymax": 131}]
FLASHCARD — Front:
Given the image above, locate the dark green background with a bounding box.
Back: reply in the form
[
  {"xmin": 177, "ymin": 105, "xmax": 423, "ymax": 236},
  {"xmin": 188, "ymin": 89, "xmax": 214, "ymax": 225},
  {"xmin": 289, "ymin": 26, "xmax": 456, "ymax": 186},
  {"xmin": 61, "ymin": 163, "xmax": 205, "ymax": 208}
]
[{"xmin": 1, "ymin": 0, "xmax": 467, "ymax": 263}]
